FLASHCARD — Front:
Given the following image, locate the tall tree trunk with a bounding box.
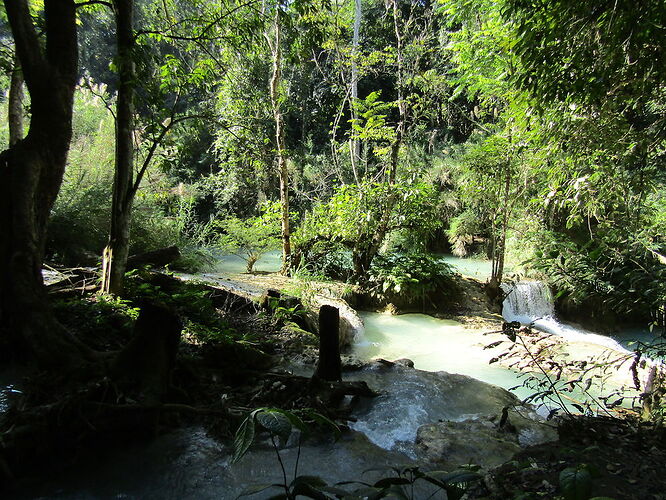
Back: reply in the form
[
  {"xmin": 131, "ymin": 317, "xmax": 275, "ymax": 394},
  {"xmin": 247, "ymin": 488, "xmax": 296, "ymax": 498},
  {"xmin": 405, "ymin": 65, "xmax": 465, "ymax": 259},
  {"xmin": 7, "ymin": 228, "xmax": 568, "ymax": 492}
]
[
  {"xmin": 101, "ymin": 0, "xmax": 136, "ymax": 295},
  {"xmin": 349, "ymin": 0, "xmax": 362, "ymax": 182},
  {"xmin": 0, "ymin": 0, "xmax": 92, "ymax": 367},
  {"xmin": 266, "ymin": 5, "xmax": 291, "ymax": 274},
  {"xmin": 8, "ymin": 54, "xmax": 24, "ymax": 147},
  {"xmin": 495, "ymin": 167, "xmax": 512, "ymax": 285},
  {"xmin": 388, "ymin": 0, "xmax": 406, "ymax": 184}
]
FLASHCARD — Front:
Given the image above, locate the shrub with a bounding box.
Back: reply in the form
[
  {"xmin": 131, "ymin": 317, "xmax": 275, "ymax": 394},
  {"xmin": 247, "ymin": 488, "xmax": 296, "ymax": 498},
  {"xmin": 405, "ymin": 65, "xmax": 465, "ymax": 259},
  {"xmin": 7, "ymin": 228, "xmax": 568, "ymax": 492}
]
[
  {"xmin": 294, "ymin": 241, "xmax": 353, "ymax": 282},
  {"xmin": 214, "ymin": 201, "xmax": 281, "ymax": 273},
  {"xmin": 366, "ymin": 252, "xmax": 461, "ymax": 307}
]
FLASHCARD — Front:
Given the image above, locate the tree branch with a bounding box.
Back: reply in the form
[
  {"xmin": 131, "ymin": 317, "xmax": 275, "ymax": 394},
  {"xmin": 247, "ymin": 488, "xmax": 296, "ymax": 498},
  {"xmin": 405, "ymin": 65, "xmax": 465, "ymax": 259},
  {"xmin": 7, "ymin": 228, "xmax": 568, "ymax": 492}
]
[
  {"xmin": 3, "ymin": 0, "xmax": 46, "ymax": 92},
  {"xmin": 131, "ymin": 112, "xmax": 213, "ymax": 196},
  {"xmin": 75, "ymin": 0, "xmax": 113, "ymax": 8}
]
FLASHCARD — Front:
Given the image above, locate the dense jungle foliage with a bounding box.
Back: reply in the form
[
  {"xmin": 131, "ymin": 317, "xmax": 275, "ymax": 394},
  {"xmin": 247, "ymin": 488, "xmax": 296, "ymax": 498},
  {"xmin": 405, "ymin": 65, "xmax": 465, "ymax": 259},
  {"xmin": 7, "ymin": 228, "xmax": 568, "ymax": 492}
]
[
  {"xmin": 1, "ymin": 0, "xmax": 664, "ymax": 325},
  {"xmin": 1, "ymin": 2, "xmax": 666, "ymax": 498}
]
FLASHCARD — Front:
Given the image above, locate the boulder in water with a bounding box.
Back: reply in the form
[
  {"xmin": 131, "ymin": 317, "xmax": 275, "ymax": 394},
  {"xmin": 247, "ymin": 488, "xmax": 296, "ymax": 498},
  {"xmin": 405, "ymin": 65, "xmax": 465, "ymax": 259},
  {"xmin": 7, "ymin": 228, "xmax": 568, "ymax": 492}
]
[
  {"xmin": 415, "ymin": 407, "xmax": 558, "ymax": 470},
  {"xmin": 416, "ymin": 418, "xmax": 522, "ymax": 469}
]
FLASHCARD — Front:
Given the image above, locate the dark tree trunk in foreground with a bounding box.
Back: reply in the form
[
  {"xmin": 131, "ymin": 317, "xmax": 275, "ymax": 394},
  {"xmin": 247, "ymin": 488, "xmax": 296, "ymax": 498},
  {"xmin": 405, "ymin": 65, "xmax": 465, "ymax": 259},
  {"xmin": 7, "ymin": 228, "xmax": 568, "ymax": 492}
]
[
  {"xmin": 314, "ymin": 305, "xmax": 342, "ymax": 382},
  {"xmin": 102, "ymin": 0, "xmax": 136, "ymax": 295},
  {"xmin": 0, "ymin": 0, "xmax": 91, "ymax": 367}
]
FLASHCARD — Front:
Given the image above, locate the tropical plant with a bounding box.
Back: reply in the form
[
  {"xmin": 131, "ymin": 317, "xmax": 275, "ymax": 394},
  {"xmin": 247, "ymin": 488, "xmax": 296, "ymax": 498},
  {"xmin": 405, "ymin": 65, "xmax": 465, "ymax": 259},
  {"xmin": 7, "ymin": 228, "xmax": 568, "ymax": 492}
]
[
  {"xmin": 232, "ymin": 407, "xmax": 340, "ymax": 499},
  {"xmin": 366, "ymin": 252, "xmax": 460, "ymax": 307},
  {"xmin": 215, "ymin": 201, "xmax": 282, "ymax": 273},
  {"xmin": 295, "ymin": 180, "xmax": 442, "ymax": 282}
]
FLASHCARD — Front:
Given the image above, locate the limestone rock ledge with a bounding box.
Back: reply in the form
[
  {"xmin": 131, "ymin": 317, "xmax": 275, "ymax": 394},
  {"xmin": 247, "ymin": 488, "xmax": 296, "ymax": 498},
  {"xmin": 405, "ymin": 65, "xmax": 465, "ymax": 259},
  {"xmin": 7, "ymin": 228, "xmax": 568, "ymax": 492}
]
[{"xmin": 416, "ymin": 407, "xmax": 558, "ymax": 470}]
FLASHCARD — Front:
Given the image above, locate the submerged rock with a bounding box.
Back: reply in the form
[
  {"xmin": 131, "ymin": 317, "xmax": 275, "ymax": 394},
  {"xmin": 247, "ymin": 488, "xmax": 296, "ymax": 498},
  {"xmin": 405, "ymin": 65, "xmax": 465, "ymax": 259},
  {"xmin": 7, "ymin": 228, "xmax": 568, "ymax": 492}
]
[{"xmin": 348, "ymin": 364, "xmax": 558, "ymax": 466}]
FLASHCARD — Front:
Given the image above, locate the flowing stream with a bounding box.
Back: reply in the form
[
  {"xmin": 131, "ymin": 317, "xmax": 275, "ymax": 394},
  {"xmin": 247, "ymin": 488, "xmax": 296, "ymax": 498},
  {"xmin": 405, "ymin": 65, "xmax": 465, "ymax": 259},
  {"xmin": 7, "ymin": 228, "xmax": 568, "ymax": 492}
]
[
  {"xmin": 501, "ymin": 281, "xmax": 632, "ymax": 353},
  {"xmin": 6, "ymin": 258, "xmax": 653, "ymax": 498},
  {"xmin": 0, "ymin": 365, "xmax": 23, "ymax": 414}
]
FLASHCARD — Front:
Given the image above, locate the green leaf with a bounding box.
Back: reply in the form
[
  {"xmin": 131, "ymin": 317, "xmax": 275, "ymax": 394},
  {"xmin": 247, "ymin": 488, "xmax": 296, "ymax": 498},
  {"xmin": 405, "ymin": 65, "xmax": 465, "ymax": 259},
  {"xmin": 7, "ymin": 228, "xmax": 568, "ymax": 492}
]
[
  {"xmin": 290, "ymin": 476, "xmax": 330, "ymax": 499},
  {"xmin": 290, "ymin": 475, "xmax": 328, "ymax": 488},
  {"xmin": 373, "ymin": 477, "xmax": 411, "ymax": 488},
  {"xmin": 278, "ymin": 409, "xmax": 308, "ymax": 434},
  {"xmin": 305, "ymin": 411, "xmax": 341, "ymax": 440},
  {"xmin": 377, "ymin": 485, "xmax": 410, "ymax": 499},
  {"xmin": 232, "ymin": 416, "xmax": 256, "ymax": 463},
  {"xmin": 256, "ymin": 409, "xmax": 293, "ymax": 444},
  {"xmin": 559, "ymin": 466, "xmax": 593, "ymax": 500},
  {"xmin": 319, "ymin": 485, "xmax": 353, "ymax": 497}
]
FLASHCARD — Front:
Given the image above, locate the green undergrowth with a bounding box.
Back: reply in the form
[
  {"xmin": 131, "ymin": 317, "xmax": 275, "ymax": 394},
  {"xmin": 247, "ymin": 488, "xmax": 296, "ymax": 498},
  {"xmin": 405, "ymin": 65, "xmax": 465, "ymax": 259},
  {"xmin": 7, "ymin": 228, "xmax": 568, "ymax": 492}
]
[
  {"xmin": 123, "ymin": 270, "xmax": 245, "ymax": 345},
  {"xmin": 53, "ymin": 271, "xmax": 265, "ymax": 350},
  {"xmin": 366, "ymin": 253, "xmax": 461, "ymax": 303},
  {"xmin": 53, "ymin": 294, "xmax": 140, "ymax": 351}
]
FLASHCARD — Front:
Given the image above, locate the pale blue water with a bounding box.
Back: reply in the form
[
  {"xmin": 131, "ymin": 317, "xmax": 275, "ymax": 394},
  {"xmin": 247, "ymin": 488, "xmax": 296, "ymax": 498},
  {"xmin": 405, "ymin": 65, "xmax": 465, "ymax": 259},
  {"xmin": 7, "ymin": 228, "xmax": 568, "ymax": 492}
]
[
  {"xmin": 213, "ymin": 251, "xmax": 494, "ymax": 280},
  {"xmin": 612, "ymin": 327, "xmax": 665, "ymax": 357},
  {"xmin": 214, "ymin": 250, "xmax": 282, "ymax": 274},
  {"xmin": 354, "ymin": 312, "xmax": 523, "ymax": 392},
  {"xmin": 438, "ymin": 255, "xmax": 494, "ymax": 280}
]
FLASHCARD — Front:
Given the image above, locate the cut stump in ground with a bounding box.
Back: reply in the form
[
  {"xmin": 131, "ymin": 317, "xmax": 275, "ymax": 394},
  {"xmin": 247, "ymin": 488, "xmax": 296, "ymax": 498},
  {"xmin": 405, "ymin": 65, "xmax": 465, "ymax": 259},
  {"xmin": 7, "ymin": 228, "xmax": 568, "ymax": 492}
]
[{"xmin": 314, "ymin": 304, "xmax": 342, "ymax": 382}]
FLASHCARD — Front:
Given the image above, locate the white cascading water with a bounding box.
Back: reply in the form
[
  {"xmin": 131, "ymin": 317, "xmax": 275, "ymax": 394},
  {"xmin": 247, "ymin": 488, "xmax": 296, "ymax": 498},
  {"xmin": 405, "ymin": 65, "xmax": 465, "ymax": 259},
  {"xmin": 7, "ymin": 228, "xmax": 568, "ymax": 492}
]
[{"xmin": 501, "ymin": 281, "xmax": 630, "ymax": 353}]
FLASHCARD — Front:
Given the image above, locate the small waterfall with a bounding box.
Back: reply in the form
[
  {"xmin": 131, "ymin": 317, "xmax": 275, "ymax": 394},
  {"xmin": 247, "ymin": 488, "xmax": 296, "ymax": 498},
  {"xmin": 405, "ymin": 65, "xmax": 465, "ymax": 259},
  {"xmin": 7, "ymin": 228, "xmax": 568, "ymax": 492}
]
[
  {"xmin": 501, "ymin": 281, "xmax": 630, "ymax": 353},
  {"xmin": 501, "ymin": 281, "xmax": 555, "ymax": 324}
]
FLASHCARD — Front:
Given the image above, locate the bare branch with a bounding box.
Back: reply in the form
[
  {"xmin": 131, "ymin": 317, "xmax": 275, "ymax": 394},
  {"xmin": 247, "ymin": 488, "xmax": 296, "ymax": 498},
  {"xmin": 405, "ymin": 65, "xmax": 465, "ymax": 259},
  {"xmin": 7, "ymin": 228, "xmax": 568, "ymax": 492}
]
[{"xmin": 75, "ymin": 0, "xmax": 113, "ymax": 8}]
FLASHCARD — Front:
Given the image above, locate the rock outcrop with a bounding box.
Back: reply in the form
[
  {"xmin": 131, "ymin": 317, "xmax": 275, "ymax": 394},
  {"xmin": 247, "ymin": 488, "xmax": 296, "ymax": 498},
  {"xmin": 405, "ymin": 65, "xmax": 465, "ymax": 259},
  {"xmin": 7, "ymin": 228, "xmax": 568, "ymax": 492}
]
[
  {"xmin": 416, "ymin": 406, "xmax": 558, "ymax": 470},
  {"xmin": 348, "ymin": 362, "xmax": 558, "ymax": 470}
]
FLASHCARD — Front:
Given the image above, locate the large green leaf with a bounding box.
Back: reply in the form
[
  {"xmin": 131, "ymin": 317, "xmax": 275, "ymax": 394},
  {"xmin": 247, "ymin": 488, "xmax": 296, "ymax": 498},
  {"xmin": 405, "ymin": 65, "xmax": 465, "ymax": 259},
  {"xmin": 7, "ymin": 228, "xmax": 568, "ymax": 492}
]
[
  {"xmin": 418, "ymin": 469, "xmax": 481, "ymax": 500},
  {"xmin": 231, "ymin": 416, "xmax": 256, "ymax": 463},
  {"xmin": 559, "ymin": 466, "xmax": 593, "ymax": 500},
  {"xmin": 277, "ymin": 409, "xmax": 308, "ymax": 434},
  {"xmin": 373, "ymin": 477, "xmax": 411, "ymax": 488},
  {"xmin": 305, "ymin": 410, "xmax": 341, "ymax": 440},
  {"xmin": 256, "ymin": 409, "xmax": 293, "ymax": 444},
  {"xmin": 290, "ymin": 475, "xmax": 331, "ymax": 499}
]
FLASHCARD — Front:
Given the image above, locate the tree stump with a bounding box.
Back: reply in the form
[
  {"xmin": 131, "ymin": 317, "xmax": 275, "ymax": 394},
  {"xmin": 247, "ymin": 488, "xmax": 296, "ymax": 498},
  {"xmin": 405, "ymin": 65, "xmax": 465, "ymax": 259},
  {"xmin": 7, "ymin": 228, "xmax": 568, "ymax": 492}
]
[
  {"xmin": 111, "ymin": 301, "xmax": 182, "ymax": 404},
  {"xmin": 314, "ymin": 305, "xmax": 341, "ymax": 382}
]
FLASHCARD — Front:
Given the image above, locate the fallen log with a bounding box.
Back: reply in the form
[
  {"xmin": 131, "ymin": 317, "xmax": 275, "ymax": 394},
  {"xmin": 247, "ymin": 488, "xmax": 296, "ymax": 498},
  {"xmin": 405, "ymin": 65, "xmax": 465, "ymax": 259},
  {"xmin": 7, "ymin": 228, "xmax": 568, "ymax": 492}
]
[
  {"xmin": 148, "ymin": 272, "xmax": 260, "ymax": 314},
  {"xmin": 126, "ymin": 245, "xmax": 181, "ymax": 270},
  {"xmin": 44, "ymin": 267, "xmax": 99, "ymax": 293}
]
